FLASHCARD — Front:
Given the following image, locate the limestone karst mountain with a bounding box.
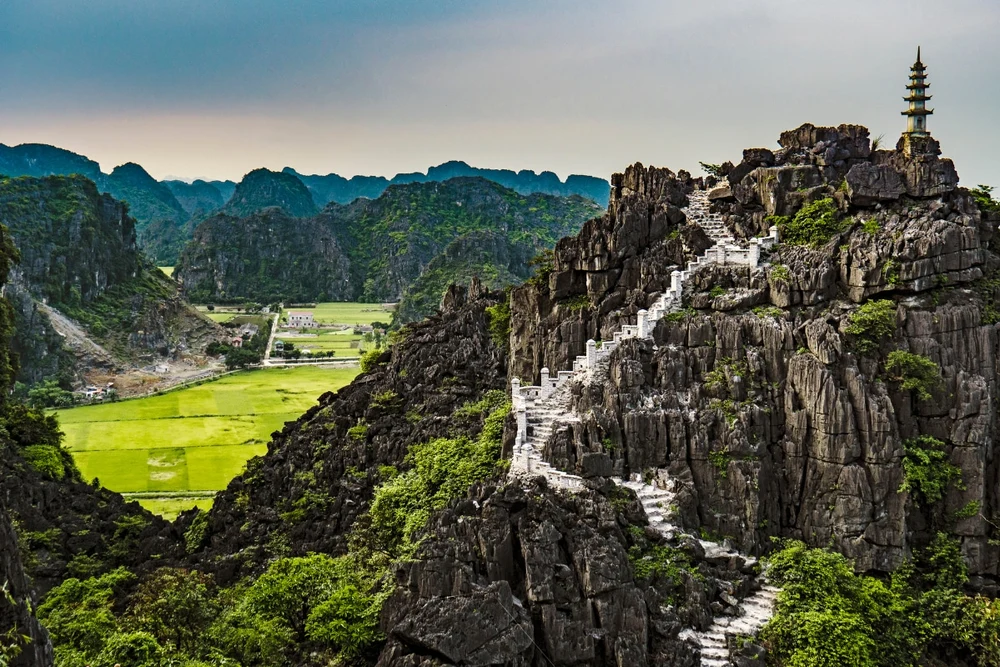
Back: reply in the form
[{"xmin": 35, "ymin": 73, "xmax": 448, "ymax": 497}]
[
  {"xmin": 175, "ymin": 176, "xmax": 602, "ymax": 308},
  {"xmin": 3, "ymin": 121, "xmax": 1000, "ymax": 667},
  {"xmin": 286, "ymin": 160, "xmax": 611, "ymax": 207},
  {"xmin": 0, "ymin": 174, "xmax": 221, "ymax": 388}
]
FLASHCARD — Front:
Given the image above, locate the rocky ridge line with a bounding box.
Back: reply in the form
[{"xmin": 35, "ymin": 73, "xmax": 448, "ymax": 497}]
[{"xmin": 509, "ymin": 189, "xmax": 781, "ymax": 666}]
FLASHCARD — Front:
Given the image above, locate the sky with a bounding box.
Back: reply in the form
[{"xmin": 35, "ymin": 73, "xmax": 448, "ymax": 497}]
[{"xmin": 2, "ymin": 0, "xmax": 999, "ymax": 187}]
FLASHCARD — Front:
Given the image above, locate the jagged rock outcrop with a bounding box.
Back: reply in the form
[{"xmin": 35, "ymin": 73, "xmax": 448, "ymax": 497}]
[
  {"xmin": 509, "ymin": 123, "xmax": 1000, "ymax": 585},
  {"xmin": 377, "ymin": 478, "xmax": 763, "ymax": 667},
  {"xmin": 0, "ymin": 503, "xmax": 53, "ymax": 667}
]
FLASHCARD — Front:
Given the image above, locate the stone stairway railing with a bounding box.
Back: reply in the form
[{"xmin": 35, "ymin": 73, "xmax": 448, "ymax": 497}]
[{"xmin": 508, "ymin": 187, "xmax": 781, "ymax": 666}]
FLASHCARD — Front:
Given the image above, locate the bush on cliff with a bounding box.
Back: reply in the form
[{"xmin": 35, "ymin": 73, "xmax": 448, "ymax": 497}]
[
  {"xmin": 768, "ymin": 198, "xmax": 846, "ymax": 248},
  {"xmin": 886, "ymin": 350, "xmax": 942, "ymax": 401},
  {"xmin": 899, "ymin": 436, "xmax": 963, "ymax": 506},
  {"xmin": 844, "ymin": 300, "xmax": 896, "ymax": 353},
  {"xmin": 762, "ymin": 536, "xmax": 1000, "ymax": 667},
  {"xmin": 365, "ymin": 400, "xmax": 509, "ymax": 557}
]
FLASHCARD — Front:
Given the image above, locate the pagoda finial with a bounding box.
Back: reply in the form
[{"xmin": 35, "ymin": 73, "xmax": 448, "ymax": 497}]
[{"xmin": 916, "ymin": 45, "xmax": 921, "ymax": 65}]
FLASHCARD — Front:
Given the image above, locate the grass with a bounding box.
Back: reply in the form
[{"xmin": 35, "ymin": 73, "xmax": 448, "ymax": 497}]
[
  {"xmin": 274, "ymin": 330, "xmax": 364, "ymax": 357},
  {"xmin": 281, "ymin": 302, "xmax": 392, "ymax": 326},
  {"xmin": 54, "ymin": 366, "xmax": 360, "ymax": 518}
]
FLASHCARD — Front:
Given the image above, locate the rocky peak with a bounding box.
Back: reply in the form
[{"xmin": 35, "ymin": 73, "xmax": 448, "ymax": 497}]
[{"xmin": 222, "ymin": 167, "xmax": 319, "ymax": 218}]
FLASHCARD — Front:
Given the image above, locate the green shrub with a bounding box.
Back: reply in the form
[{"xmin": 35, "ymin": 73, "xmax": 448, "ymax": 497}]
[
  {"xmin": 886, "ymin": 351, "xmax": 941, "ymax": 400},
  {"xmin": 970, "ymin": 185, "xmax": 1000, "ymax": 215},
  {"xmin": 358, "ymin": 347, "xmax": 386, "ymax": 373},
  {"xmin": 768, "ymin": 198, "xmax": 846, "ymax": 248},
  {"xmin": 347, "ymin": 422, "xmax": 368, "ymax": 442},
  {"xmin": 94, "ymin": 631, "xmax": 163, "ymax": 667},
  {"xmin": 484, "ymin": 300, "xmax": 511, "ymax": 348},
  {"xmin": 770, "ymin": 264, "xmax": 791, "ymax": 284},
  {"xmin": 453, "ymin": 389, "xmax": 508, "ymax": 419},
  {"xmin": 708, "ymin": 449, "xmax": 732, "ymax": 478},
  {"xmin": 899, "ymin": 436, "xmax": 963, "ymax": 505},
  {"xmin": 365, "ymin": 401, "xmax": 509, "ymax": 557},
  {"xmin": 882, "ymin": 258, "xmax": 901, "ymax": 286},
  {"xmin": 37, "ymin": 568, "xmax": 136, "ymax": 658},
  {"xmin": 22, "ymin": 444, "xmax": 66, "ymax": 480},
  {"xmin": 628, "ymin": 542, "xmax": 698, "ymax": 583},
  {"xmin": 562, "ymin": 294, "xmax": 590, "ymax": 312},
  {"xmin": 369, "ymin": 390, "xmax": 398, "ymax": 410},
  {"xmin": 762, "ymin": 537, "xmax": 1000, "ymax": 667},
  {"xmin": 184, "ymin": 510, "xmax": 209, "ymax": 554},
  {"xmin": 861, "ymin": 218, "xmax": 880, "ymax": 234},
  {"xmin": 844, "ymin": 300, "xmax": 896, "ymax": 353},
  {"xmin": 752, "ymin": 305, "xmax": 784, "ymax": 318}
]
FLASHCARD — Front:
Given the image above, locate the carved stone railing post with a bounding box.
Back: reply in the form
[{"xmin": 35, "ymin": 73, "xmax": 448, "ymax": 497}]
[
  {"xmin": 540, "ymin": 367, "xmax": 551, "ymax": 399},
  {"xmin": 637, "ymin": 309, "xmax": 649, "ymax": 338},
  {"xmin": 749, "ymin": 239, "xmax": 761, "ymax": 268},
  {"xmin": 586, "ymin": 339, "xmax": 597, "ymax": 368},
  {"xmin": 671, "ymin": 270, "xmax": 682, "ymax": 300}
]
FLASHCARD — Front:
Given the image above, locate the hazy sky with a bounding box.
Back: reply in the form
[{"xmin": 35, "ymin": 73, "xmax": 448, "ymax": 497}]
[{"xmin": 2, "ymin": 0, "xmax": 998, "ymax": 186}]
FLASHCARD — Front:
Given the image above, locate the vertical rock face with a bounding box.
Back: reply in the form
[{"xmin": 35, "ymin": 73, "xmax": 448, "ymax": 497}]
[
  {"xmin": 0, "ymin": 503, "xmax": 53, "ymax": 667},
  {"xmin": 509, "ymin": 124, "xmax": 1000, "ymax": 583},
  {"xmin": 377, "ymin": 479, "xmax": 759, "ymax": 667},
  {"xmin": 509, "ymin": 164, "xmax": 710, "ymax": 382}
]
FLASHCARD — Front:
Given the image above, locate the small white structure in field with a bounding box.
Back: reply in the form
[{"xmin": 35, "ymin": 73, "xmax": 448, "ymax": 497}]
[{"xmin": 287, "ymin": 311, "xmax": 316, "ymax": 328}]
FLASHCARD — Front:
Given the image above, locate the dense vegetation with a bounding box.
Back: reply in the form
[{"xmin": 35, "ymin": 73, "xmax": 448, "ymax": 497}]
[
  {"xmin": 176, "ymin": 177, "xmax": 600, "ymax": 308},
  {"xmin": 762, "ymin": 538, "xmax": 1000, "ymax": 667},
  {"xmin": 0, "ymin": 174, "xmax": 218, "ymax": 385},
  {"xmin": 221, "ymin": 168, "xmax": 318, "ymax": 219},
  {"xmin": 767, "ymin": 197, "xmax": 847, "ymax": 248},
  {"xmin": 30, "ymin": 388, "xmax": 510, "ymax": 666}
]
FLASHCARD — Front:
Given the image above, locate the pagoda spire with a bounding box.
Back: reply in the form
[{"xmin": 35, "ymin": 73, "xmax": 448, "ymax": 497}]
[{"xmin": 901, "ymin": 45, "xmax": 932, "ymax": 137}]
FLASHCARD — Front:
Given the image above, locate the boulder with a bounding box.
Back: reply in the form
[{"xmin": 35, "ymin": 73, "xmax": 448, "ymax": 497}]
[{"xmin": 846, "ymin": 163, "xmax": 906, "ymax": 205}]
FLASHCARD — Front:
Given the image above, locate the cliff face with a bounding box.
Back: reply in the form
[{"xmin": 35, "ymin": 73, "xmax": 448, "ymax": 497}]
[
  {"xmin": 0, "ymin": 503, "xmax": 53, "ymax": 667},
  {"xmin": 0, "ymin": 175, "xmax": 221, "ymax": 386},
  {"xmin": 175, "ymin": 177, "xmax": 602, "ymax": 305},
  {"xmin": 174, "ymin": 207, "xmax": 353, "ymax": 304},
  {"xmin": 509, "ymin": 123, "xmax": 1000, "ymax": 582}
]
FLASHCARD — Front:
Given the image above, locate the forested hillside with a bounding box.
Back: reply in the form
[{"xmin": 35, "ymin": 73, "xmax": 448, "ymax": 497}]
[
  {"xmin": 175, "ymin": 176, "xmax": 602, "ymax": 316},
  {"xmin": 0, "ymin": 174, "xmax": 220, "ymax": 387}
]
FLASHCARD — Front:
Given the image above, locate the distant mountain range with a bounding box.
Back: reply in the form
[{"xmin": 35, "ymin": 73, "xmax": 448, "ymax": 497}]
[
  {"xmin": 175, "ymin": 176, "xmax": 602, "ymax": 321},
  {"xmin": 0, "ymin": 143, "xmax": 610, "ymax": 264}
]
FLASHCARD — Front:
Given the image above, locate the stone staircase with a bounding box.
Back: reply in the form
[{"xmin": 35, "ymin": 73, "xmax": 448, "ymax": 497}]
[{"xmin": 508, "ymin": 186, "xmax": 781, "ymax": 666}]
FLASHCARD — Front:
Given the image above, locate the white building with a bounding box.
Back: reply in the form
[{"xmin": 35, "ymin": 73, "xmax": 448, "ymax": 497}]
[{"xmin": 287, "ymin": 311, "xmax": 316, "ymax": 328}]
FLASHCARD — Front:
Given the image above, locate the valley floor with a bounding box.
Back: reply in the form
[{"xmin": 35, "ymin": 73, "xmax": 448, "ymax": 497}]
[{"xmin": 53, "ymin": 365, "xmax": 360, "ymax": 519}]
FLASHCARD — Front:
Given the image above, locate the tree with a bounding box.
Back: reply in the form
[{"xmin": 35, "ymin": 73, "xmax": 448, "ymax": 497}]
[
  {"xmin": 125, "ymin": 568, "xmax": 218, "ymax": 655},
  {"xmin": 26, "ymin": 379, "xmax": 74, "ymax": 408}
]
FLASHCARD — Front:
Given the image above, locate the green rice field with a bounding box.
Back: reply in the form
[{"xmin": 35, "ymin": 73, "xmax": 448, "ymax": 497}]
[
  {"xmin": 274, "ymin": 329, "xmax": 363, "ymax": 357},
  {"xmin": 159, "ymin": 266, "xmax": 174, "ymax": 277},
  {"xmin": 56, "ymin": 366, "xmax": 360, "ymax": 520},
  {"xmin": 283, "ymin": 302, "xmax": 392, "ymax": 325}
]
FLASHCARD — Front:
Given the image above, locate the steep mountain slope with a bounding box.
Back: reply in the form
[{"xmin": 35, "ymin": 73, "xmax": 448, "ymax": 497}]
[
  {"xmin": 163, "ymin": 179, "xmax": 226, "ymax": 217},
  {"xmin": 391, "ymin": 229, "xmax": 539, "ymax": 324},
  {"xmin": 510, "ymin": 124, "xmax": 1000, "ymax": 581},
  {"xmin": 327, "ymin": 177, "xmax": 602, "ymax": 302},
  {"xmin": 286, "ymin": 160, "xmax": 611, "ymax": 207},
  {"xmin": 0, "ymin": 175, "xmax": 221, "ymax": 387},
  {"xmin": 0, "ymin": 143, "xmax": 103, "ymax": 183},
  {"xmin": 220, "ymin": 168, "xmax": 318, "ymax": 218},
  {"xmin": 175, "ymin": 207, "xmax": 352, "ymax": 304},
  {"xmin": 175, "ymin": 177, "xmax": 602, "ymax": 305}
]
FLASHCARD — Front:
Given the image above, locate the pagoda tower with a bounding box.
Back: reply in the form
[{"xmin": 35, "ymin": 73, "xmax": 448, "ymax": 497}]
[
  {"xmin": 898, "ymin": 47, "xmax": 939, "ymax": 156},
  {"xmin": 902, "ymin": 46, "xmax": 933, "ymax": 136}
]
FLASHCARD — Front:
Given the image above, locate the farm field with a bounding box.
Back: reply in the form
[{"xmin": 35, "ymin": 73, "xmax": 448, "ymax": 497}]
[
  {"xmin": 56, "ymin": 366, "xmax": 360, "ymax": 519},
  {"xmin": 159, "ymin": 266, "xmax": 174, "ymax": 277},
  {"xmin": 282, "ymin": 302, "xmax": 392, "ymax": 325},
  {"xmin": 274, "ymin": 329, "xmax": 364, "ymax": 357}
]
